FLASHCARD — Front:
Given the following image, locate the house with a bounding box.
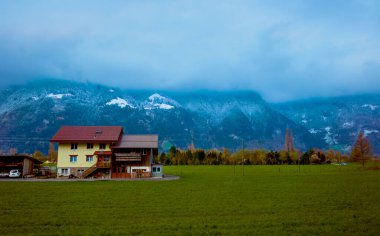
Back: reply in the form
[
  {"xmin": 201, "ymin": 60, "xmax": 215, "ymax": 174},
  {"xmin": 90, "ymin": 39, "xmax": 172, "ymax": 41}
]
[
  {"xmin": 112, "ymin": 135, "xmax": 160, "ymax": 178},
  {"xmin": 0, "ymin": 154, "xmax": 43, "ymax": 176},
  {"xmin": 50, "ymin": 126, "xmax": 161, "ymax": 178}
]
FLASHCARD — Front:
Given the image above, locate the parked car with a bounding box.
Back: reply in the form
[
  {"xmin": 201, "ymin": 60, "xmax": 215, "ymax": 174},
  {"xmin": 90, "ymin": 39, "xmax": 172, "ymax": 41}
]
[
  {"xmin": 0, "ymin": 172, "xmax": 9, "ymax": 178},
  {"xmin": 9, "ymin": 169, "xmax": 21, "ymax": 178}
]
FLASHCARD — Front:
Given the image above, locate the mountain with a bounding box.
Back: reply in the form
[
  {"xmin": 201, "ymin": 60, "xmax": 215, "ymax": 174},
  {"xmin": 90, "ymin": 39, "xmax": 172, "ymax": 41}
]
[
  {"xmin": 272, "ymin": 95, "xmax": 380, "ymax": 154},
  {"xmin": 0, "ymin": 79, "xmax": 379, "ymax": 154}
]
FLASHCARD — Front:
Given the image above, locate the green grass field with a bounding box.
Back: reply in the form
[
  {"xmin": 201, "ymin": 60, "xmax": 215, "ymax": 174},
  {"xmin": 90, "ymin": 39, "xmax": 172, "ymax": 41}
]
[{"xmin": 0, "ymin": 165, "xmax": 379, "ymax": 235}]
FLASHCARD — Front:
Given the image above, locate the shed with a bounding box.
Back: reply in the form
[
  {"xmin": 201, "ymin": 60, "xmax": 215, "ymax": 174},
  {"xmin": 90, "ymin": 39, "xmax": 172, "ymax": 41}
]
[
  {"xmin": 0, "ymin": 154, "xmax": 43, "ymax": 176},
  {"xmin": 151, "ymin": 164, "xmax": 163, "ymax": 178}
]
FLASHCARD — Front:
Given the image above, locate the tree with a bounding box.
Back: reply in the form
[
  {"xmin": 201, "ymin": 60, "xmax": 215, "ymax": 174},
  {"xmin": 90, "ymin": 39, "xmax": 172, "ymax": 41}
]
[
  {"xmin": 285, "ymin": 128, "xmax": 295, "ymax": 152},
  {"xmin": 33, "ymin": 150, "xmax": 47, "ymax": 162},
  {"xmin": 289, "ymin": 151, "xmax": 299, "ymax": 164},
  {"xmin": 48, "ymin": 143, "xmax": 58, "ymax": 163},
  {"xmin": 279, "ymin": 150, "xmax": 288, "ymax": 164},
  {"xmin": 310, "ymin": 153, "xmax": 320, "ymax": 164},
  {"xmin": 9, "ymin": 148, "xmax": 18, "ymax": 155},
  {"xmin": 266, "ymin": 151, "xmax": 279, "ymax": 165},
  {"xmin": 221, "ymin": 148, "xmax": 232, "ymax": 164},
  {"xmin": 351, "ymin": 131, "xmax": 372, "ymax": 167},
  {"xmin": 193, "ymin": 149, "xmax": 205, "ymax": 164}
]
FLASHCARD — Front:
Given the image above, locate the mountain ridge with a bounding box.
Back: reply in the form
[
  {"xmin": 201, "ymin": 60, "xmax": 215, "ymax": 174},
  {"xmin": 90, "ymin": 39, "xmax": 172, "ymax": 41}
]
[{"xmin": 0, "ymin": 79, "xmax": 379, "ymax": 154}]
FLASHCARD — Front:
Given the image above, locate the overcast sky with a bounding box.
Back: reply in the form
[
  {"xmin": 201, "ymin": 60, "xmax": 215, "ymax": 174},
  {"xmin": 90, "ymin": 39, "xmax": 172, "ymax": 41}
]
[{"xmin": 0, "ymin": 0, "xmax": 379, "ymax": 102}]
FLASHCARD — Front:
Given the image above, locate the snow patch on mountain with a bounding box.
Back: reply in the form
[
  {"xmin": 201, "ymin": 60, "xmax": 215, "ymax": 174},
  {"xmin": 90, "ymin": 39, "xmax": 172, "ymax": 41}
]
[
  {"xmin": 363, "ymin": 129, "xmax": 379, "ymax": 136},
  {"xmin": 144, "ymin": 93, "xmax": 178, "ymax": 110},
  {"xmin": 149, "ymin": 93, "xmax": 166, "ymax": 101},
  {"xmin": 362, "ymin": 104, "xmax": 378, "ymax": 110},
  {"xmin": 158, "ymin": 104, "xmax": 174, "ymax": 109},
  {"xmin": 106, "ymin": 97, "xmax": 135, "ymax": 109},
  {"xmin": 144, "ymin": 103, "xmax": 174, "ymax": 110},
  {"xmin": 229, "ymin": 134, "xmax": 240, "ymax": 140},
  {"xmin": 324, "ymin": 126, "xmax": 338, "ymax": 145},
  {"xmin": 308, "ymin": 128, "xmax": 320, "ymax": 134},
  {"xmin": 46, "ymin": 93, "xmax": 73, "ymax": 99},
  {"xmin": 342, "ymin": 121, "xmax": 354, "ymax": 128}
]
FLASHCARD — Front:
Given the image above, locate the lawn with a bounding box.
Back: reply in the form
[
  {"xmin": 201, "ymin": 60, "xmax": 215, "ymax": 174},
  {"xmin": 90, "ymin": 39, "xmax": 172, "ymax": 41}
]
[{"xmin": 0, "ymin": 164, "xmax": 379, "ymax": 235}]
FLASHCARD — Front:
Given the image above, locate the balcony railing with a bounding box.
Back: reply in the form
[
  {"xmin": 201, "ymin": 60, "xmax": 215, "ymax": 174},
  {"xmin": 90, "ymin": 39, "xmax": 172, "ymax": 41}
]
[{"xmin": 96, "ymin": 161, "xmax": 111, "ymax": 168}]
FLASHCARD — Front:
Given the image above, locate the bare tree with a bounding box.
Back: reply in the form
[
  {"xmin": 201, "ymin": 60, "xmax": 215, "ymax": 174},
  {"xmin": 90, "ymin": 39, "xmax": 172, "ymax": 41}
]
[
  {"xmin": 48, "ymin": 142, "xmax": 58, "ymax": 163},
  {"xmin": 351, "ymin": 131, "xmax": 372, "ymax": 167},
  {"xmin": 285, "ymin": 128, "xmax": 295, "ymax": 152},
  {"xmin": 9, "ymin": 148, "xmax": 18, "ymax": 155}
]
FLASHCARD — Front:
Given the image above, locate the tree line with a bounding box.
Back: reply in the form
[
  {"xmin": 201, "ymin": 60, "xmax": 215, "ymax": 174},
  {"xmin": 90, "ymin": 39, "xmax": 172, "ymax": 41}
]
[
  {"xmin": 156, "ymin": 147, "xmax": 348, "ymax": 165},
  {"xmin": 156, "ymin": 131, "xmax": 375, "ymax": 166}
]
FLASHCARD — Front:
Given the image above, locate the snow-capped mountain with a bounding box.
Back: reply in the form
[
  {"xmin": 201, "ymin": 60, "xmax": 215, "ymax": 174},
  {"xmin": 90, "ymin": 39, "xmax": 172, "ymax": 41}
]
[
  {"xmin": 143, "ymin": 93, "xmax": 179, "ymax": 110},
  {"xmin": 272, "ymin": 95, "xmax": 380, "ymax": 154},
  {"xmin": 0, "ymin": 79, "xmax": 379, "ymax": 154}
]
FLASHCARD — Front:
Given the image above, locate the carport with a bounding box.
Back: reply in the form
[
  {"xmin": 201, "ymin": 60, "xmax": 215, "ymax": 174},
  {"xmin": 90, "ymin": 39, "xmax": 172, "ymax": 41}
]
[{"xmin": 0, "ymin": 154, "xmax": 42, "ymax": 176}]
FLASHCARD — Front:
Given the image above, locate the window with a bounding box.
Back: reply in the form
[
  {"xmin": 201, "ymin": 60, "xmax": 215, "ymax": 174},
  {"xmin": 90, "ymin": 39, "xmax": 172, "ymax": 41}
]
[
  {"xmin": 153, "ymin": 167, "xmax": 157, "ymax": 172},
  {"xmin": 87, "ymin": 143, "xmax": 93, "ymax": 149},
  {"xmin": 142, "ymin": 149, "xmax": 147, "ymax": 155},
  {"xmin": 99, "ymin": 143, "xmax": 106, "ymax": 150},
  {"xmin": 157, "ymin": 167, "xmax": 161, "ymax": 172},
  {"xmin": 61, "ymin": 168, "xmax": 68, "ymax": 175},
  {"xmin": 86, "ymin": 155, "xmax": 93, "ymax": 162},
  {"xmin": 70, "ymin": 155, "xmax": 77, "ymax": 163},
  {"xmin": 104, "ymin": 156, "xmax": 110, "ymax": 162},
  {"xmin": 71, "ymin": 143, "xmax": 78, "ymax": 150}
]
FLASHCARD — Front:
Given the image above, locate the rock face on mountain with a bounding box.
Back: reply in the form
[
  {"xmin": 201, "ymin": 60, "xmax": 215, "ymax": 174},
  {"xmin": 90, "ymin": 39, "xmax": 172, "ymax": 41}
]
[{"xmin": 0, "ymin": 79, "xmax": 378, "ymax": 154}]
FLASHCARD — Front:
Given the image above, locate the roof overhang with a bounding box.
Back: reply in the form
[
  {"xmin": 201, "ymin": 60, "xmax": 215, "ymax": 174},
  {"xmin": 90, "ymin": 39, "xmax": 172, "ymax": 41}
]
[{"xmin": 93, "ymin": 151, "xmax": 112, "ymax": 156}]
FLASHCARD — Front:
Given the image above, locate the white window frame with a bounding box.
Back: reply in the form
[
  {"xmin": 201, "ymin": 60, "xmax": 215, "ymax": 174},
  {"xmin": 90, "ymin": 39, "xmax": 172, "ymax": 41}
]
[
  {"xmin": 87, "ymin": 143, "xmax": 93, "ymax": 149},
  {"xmin": 99, "ymin": 143, "xmax": 106, "ymax": 150},
  {"xmin": 86, "ymin": 155, "xmax": 93, "ymax": 162},
  {"xmin": 70, "ymin": 155, "xmax": 77, "ymax": 163},
  {"xmin": 71, "ymin": 143, "xmax": 78, "ymax": 150},
  {"xmin": 61, "ymin": 168, "xmax": 69, "ymax": 175}
]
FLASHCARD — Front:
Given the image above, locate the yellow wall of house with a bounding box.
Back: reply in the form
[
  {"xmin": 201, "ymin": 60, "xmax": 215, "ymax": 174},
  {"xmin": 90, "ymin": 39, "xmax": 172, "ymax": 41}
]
[{"xmin": 57, "ymin": 143, "xmax": 111, "ymax": 168}]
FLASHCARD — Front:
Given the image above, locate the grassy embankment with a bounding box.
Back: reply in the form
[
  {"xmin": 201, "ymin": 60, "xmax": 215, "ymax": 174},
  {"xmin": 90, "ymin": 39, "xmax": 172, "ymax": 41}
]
[{"xmin": 0, "ymin": 164, "xmax": 379, "ymax": 235}]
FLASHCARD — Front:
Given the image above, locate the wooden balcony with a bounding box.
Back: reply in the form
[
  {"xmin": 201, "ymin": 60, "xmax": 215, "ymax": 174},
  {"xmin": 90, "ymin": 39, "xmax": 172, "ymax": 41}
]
[{"xmin": 96, "ymin": 161, "xmax": 111, "ymax": 168}]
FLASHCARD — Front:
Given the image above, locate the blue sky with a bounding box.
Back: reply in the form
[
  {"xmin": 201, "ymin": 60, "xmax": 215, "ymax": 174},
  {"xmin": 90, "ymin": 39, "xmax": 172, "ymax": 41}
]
[{"xmin": 0, "ymin": 0, "xmax": 379, "ymax": 102}]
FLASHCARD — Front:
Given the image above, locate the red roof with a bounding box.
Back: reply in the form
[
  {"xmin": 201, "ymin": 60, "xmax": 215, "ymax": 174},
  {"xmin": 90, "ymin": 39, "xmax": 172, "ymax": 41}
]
[{"xmin": 50, "ymin": 126, "xmax": 123, "ymax": 143}]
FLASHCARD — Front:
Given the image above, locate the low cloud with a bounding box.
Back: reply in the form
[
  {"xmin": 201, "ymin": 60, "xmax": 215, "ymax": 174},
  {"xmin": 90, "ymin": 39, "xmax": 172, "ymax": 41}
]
[{"xmin": 0, "ymin": 0, "xmax": 379, "ymax": 102}]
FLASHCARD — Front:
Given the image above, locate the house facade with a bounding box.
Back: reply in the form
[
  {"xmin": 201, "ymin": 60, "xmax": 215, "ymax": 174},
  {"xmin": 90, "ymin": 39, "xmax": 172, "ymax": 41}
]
[
  {"xmin": 112, "ymin": 135, "xmax": 159, "ymax": 178},
  {"xmin": 50, "ymin": 126, "xmax": 161, "ymax": 178}
]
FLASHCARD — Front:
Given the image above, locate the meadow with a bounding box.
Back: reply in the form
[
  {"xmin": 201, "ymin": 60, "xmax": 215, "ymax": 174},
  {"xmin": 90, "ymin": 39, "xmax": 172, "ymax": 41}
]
[{"xmin": 0, "ymin": 164, "xmax": 379, "ymax": 235}]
